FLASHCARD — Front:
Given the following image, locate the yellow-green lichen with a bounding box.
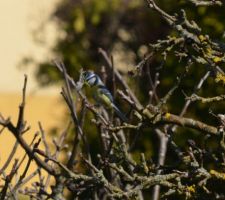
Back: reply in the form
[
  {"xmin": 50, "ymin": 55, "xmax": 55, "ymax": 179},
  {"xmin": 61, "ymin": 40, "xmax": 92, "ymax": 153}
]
[{"xmin": 215, "ymin": 73, "xmax": 225, "ymax": 84}]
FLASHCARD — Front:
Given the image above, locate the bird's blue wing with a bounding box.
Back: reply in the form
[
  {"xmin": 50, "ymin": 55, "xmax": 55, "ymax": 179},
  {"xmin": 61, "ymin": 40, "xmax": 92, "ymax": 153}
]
[
  {"xmin": 98, "ymin": 86, "xmax": 114, "ymax": 104},
  {"xmin": 112, "ymin": 103, "xmax": 128, "ymax": 122},
  {"xmin": 96, "ymin": 86, "xmax": 128, "ymax": 121}
]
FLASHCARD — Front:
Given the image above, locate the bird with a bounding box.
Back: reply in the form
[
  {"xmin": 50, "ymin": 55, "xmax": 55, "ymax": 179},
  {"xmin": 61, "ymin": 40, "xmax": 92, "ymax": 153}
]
[{"xmin": 81, "ymin": 71, "xmax": 127, "ymax": 122}]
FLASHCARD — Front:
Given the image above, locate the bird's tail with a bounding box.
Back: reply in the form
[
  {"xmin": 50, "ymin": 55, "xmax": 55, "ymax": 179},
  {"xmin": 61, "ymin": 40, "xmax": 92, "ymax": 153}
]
[{"xmin": 112, "ymin": 104, "xmax": 128, "ymax": 122}]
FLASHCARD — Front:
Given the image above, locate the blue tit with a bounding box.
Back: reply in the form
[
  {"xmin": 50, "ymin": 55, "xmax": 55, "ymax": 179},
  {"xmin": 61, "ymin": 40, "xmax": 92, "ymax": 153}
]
[{"xmin": 81, "ymin": 71, "xmax": 127, "ymax": 122}]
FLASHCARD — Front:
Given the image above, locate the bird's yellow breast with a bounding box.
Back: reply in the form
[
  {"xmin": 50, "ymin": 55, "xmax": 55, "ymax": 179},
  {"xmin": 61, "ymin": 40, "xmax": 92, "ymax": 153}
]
[{"xmin": 92, "ymin": 86, "xmax": 112, "ymax": 108}]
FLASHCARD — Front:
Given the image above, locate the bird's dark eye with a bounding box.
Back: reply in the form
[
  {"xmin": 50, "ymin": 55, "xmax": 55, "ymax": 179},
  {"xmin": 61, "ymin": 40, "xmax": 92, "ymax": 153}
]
[
  {"xmin": 83, "ymin": 71, "xmax": 93, "ymax": 80},
  {"xmin": 82, "ymin": 71, "xmax": 89, "ymax": 79}
]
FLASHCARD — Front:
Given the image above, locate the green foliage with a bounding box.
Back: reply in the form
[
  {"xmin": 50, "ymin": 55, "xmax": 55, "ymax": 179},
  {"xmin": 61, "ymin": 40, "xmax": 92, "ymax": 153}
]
[
  {"xmin": 33, "ymin": 0, "xmax": 165, "ymax": 83},
  {"xmin": 38, "ymin": 0, "xmax": 223, "ymax": 165}
]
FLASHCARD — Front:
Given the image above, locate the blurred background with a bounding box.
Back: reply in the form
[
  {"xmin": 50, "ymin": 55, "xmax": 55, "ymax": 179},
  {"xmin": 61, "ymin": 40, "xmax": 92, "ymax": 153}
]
[
  {"xmin": 0, "ymin": 0, "xmax": 65, "ymax": 185},
  {"xmin": 0, "ymin": 0, "xmax": 225, "ymax": 198}
]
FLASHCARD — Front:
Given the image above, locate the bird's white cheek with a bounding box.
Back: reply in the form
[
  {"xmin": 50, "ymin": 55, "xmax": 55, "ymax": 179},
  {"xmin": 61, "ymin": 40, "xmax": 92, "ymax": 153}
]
[{"xmin": 88, "ymin": 78, "xmax": 96, "ymax": 85}]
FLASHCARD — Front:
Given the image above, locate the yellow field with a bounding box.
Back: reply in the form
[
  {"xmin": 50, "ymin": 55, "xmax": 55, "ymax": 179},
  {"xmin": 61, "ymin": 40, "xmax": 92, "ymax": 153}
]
[{"xmin": 0, "ymin": 92, "xmax": 66, "ymax": 187}]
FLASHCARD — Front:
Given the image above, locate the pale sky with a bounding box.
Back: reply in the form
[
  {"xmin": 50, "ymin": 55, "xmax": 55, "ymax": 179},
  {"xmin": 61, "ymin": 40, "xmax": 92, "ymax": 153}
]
[{"xmin": 0, "ymin": 0, "xmax": 60, "ymax": 94}]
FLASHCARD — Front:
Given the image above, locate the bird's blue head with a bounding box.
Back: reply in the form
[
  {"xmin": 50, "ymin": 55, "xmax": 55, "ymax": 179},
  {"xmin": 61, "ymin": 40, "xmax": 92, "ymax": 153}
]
[{"xmin": 82, "ymin": 71, "xmax": 99, "ymax": 87}]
